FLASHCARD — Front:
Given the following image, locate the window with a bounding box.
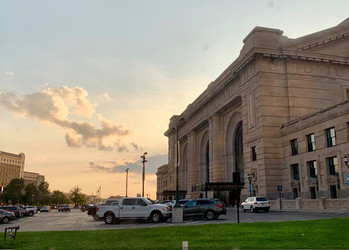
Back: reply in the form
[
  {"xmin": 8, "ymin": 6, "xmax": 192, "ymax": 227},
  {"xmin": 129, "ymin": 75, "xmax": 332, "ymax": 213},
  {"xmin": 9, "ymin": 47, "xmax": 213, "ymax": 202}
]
[
  {"xmin": 310, "ymin": 187, "xmax": 316, "ymax": 199},
  {"xmin": 326, "ymin": 127, "xmax": 336, "ymax": 147},
  {"xmin": 293, "ymin": 188, "xmax": 298, "ymax": 199},
  {"xmin": 291, "ymin": 139, "xmax": 298, "ymax": 156},
  {"xmin": 327, "ymin": 157, "xmax": 338, "ymax": 176},
  {"xmin": 307, "ymin": 134, "xmax": 316, "ymax": 152},
  {"xmin": 251, "ymin": 147, "xmax": 257, "ymax": 161},
  {"xmin": 308, "ymin": 160, "xmax": 317, "ymax": 178},
  {"xmin": 291, "ymin": 164, "xmax": 299, "ymax": 180}
]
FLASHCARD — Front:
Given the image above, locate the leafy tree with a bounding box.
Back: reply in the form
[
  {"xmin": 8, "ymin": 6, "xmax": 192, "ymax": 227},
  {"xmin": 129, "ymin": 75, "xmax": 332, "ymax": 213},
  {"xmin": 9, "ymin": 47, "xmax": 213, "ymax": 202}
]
[
  {"xmin": 37, "ymin": 182, "xmax": 51, "ymax": 205},
  {"xmin": 24, "ymin": 183, "xmax": 38, "ymax": 205},
  {"xmin": 69, "ymin": 186, "xmax": 87, "ymax": 207},
  {"xmin": 1, "ymin": 178, "xmax": 25, "ymax": 204},
  {"xmin": 50, "ymin": 190, "xmax": 69, "ymax": 207}
]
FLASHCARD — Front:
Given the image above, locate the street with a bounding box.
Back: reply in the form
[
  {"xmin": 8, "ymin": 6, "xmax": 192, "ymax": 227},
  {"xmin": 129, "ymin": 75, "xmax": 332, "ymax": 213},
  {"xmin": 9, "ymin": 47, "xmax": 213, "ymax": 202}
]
[{"xmin": 0, "ymin": 208, "xmax": 348, "ymax": 232}]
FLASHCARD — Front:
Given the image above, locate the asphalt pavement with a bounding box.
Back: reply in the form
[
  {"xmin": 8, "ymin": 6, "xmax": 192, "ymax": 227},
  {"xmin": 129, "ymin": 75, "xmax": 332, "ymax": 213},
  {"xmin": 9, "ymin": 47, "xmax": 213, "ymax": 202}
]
[{"xmin": 0, "ymin": 208, "xmax": 348, "ymax": 232}]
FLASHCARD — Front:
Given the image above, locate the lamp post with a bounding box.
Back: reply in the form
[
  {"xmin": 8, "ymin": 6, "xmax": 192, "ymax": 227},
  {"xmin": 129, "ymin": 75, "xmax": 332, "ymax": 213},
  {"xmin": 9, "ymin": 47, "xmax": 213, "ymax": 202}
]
[
  {"xmin": 247, "ymin": 173, "xmax": 252, "ymax": 197},
  {"xmin": 125, "ymin": 168, "xmax": 129, "ymax": 197},
  {"xmin": 344, "ymin": 155, "xmax": 349, "ymax": 168},
  {"xmin": 173, "ymin": 118, "xmax": 185, "ymax": 209},
  {"xmin": 141, "ymin": 152, "xmax": 147, "ymax": 197}
]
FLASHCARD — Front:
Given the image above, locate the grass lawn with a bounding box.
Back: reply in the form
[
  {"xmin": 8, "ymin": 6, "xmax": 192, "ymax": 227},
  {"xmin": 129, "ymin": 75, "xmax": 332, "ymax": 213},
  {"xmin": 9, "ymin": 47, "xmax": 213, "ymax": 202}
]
[{"xmin": 0, "ymin": 218, "xmax": 348, "ymax": 249}]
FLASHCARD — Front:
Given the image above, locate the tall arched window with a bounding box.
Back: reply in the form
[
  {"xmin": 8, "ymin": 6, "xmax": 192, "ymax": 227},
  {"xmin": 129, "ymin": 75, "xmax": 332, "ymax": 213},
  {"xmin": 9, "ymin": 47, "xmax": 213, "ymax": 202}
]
[
  {"xmin": 234, "ymin": 122, "xmax": 243, "ymax": 178},
  {"xmin": 206, "ymin": 142, "xmax": 209, "ymax": 183}
]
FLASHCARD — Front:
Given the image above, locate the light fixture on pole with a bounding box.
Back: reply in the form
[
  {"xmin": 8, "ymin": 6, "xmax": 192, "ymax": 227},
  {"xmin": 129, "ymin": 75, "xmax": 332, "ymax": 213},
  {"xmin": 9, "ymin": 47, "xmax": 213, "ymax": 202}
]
[
  {"xmin": 125, "ymin": 168, "xmax": 129, "ymax": 197},
  {"xmin": 141, "ymin": 152, "xmax": 148, "ymax": 197},
  {"xmin": 344, "ymin": 155, "xmax": 349, "ymax": 168},
  {"xmin": 247, "ymin": 173, "xmax": 253, "ymax": 197},
  {"xmin": 174, "ymin": 117, "xmax": 185, "ymax": 208}
]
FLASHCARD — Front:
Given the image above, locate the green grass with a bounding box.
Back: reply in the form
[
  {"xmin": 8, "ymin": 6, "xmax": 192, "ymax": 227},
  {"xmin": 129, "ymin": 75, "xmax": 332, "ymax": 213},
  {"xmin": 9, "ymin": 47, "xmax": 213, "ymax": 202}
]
[{"xmin": 1, "ymin": 218, "xmax": 348, "ymax": 249}]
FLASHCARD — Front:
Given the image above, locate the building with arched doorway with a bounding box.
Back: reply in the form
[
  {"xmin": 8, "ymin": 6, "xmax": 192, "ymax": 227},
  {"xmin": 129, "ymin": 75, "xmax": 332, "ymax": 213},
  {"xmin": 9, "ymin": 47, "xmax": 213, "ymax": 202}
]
[{"xmin": 157, "ymin": 19, "xmax": 349, "ymax": 207}]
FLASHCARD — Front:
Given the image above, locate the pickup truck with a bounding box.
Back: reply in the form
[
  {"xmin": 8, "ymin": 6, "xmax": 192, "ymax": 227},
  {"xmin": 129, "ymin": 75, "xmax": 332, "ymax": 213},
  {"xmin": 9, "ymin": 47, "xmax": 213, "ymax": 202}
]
[{"xmin": 95, "ymin": 197, "xmax": 171, "ymax": 224}]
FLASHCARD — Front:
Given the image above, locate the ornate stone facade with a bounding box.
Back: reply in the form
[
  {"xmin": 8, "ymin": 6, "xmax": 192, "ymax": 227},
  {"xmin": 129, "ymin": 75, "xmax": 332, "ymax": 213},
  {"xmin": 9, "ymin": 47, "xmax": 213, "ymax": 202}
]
[{"xmin": 157, "ymin": 19, "xmax": 349, "ymax": 204}]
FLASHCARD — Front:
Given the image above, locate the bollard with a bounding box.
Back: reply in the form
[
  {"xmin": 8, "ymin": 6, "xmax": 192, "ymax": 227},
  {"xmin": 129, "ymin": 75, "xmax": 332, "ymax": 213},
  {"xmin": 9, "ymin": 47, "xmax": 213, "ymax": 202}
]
[{"xmin": 182, "ymin": 241, "xmax": 188, "ymax": 250}]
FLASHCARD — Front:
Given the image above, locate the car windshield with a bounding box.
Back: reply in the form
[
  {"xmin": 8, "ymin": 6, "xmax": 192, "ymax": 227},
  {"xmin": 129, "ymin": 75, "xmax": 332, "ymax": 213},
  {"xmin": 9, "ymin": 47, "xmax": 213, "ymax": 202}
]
[
  {"xmin": 143, "ymin": 198, "xmax": 153, "ymax": 205},
  {"xmin": 256, "ymin": 197, "xmax": 268, "ymax": 201}
]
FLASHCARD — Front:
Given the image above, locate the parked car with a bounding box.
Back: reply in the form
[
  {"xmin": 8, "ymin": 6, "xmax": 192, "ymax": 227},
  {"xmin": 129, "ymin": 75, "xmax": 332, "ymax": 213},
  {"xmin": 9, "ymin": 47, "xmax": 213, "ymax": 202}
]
[
  {"xmin": 182, "ymin": 198, "xmax": 227, "ymax": 220},
  {"xmin": 96, "ymin": 197, "xmax": 171, "ymax": 224},
  {"xmin": 0, "ymin": 206, "xmax": 22, "ymax": 218},
  {"xmin": 0, "ymin": 209, "xmax": 16, "ymax": 224},
  {"xmin": 40, "ymin": 206, "xmax": 50, "ymax": 212},
  {"xmin": 58, "ymin": 204, "xmax": 70, "ymax": 212},
  {"xmin": 18, "ymin": 206, "xmax": 30, "ymax": 216},
  {"xmin": 241, "ymin": 196, "xmax": 270, "ymax": 213},
  {"xmin": 25, "ymin": 206, "xmax": 38, "ymax": 216}
]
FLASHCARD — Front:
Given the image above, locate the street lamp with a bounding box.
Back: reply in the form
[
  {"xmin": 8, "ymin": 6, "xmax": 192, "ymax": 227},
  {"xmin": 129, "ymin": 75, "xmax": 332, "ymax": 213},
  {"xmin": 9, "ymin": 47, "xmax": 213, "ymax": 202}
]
[
  {"xmin": 173, "ymin": 117, "xmax": 185, "ymax": 208},
  {"xmin": 247, "ymin": 173, "xmax": 252, "ymax": 197},
  {"xmin": 125, "ymin": 168, "xmax": 129, "ymax": 197},
  {"xmin": 344, "ymin": 155, "xmax": 349, "ymax": 168},
  {"xmin": 141, "ymin": 152, "xmax": 148, "ymax": 197}
]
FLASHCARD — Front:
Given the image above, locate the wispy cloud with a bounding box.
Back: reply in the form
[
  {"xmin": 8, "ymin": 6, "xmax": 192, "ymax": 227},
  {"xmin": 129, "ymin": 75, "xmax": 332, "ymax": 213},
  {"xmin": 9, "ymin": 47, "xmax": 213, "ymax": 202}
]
[
  {"xmin": 5, "ymin": 72, "xmax": 14, "ymax": 76},
  {"xmin": 0, "ymin": 85, "xmax": 138, "ymax": 151},
  {"xmin": 88, "ymin": 154, "xmax": 168, "ymax": 174}
]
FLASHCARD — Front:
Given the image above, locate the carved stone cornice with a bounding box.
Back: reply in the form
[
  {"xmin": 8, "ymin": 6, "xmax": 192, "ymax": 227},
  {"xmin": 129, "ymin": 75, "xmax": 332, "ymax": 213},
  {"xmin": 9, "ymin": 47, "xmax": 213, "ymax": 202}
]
[
  {"xmin": 326, "ymin": 175, "xmax": 339, "ymax": 184},
  {"xmin": 306, "ymin": 178, "xmax": 318, "ymax": 186},
  {"xmin": 290, "ymin": 179, "xmax": 300, "ymax": 188}
]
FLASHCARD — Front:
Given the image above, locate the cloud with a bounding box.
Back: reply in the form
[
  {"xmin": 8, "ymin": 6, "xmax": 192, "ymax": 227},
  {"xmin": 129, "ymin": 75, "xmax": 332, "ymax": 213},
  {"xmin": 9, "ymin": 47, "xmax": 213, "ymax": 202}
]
[
  {"xmin": 5, "ymin": 72, "xmax": 14, "ymax": 76},
  {"xmin": 0, "ymin": 86, "xmax": 136, "ymax": 151},
  {"xmin": 88, "ymin": 154, "xmax": 168, "ymax": 174}
]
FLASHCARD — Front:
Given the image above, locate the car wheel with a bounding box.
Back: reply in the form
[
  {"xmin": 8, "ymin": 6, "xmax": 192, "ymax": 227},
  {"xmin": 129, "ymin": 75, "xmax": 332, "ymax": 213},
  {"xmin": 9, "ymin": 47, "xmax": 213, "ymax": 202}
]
[
  {"xmin": 93, "ymin": 214, "xmax": 99, "ymax": 220},
  {"xmin": 2, "ymin": 217, "xmax": 9, "ymax": 224},
  {"xmin": 29, "ymin": 211, "xmax": 34, "ymax": 216},
  {"xmin": 205, "ymin": 210, "xmax": 215, "ymax": 220},
  {"xmin": 242, "ymin": 206, "xmax": 246, "ymax": 212},
  {"xmin": 250, "ymin": 206, "xmax": 254, "ymax": 213},
  {"xmin": 104, "ymin": 213, "xmax": 115, "ymax": 224},
  {"xmin": 265, "ymin": 208, "xmax": 269, "ymax": 213},
  {"xmin": 150, "ymin": 211, "xmax": 162, "ymax": 223}
]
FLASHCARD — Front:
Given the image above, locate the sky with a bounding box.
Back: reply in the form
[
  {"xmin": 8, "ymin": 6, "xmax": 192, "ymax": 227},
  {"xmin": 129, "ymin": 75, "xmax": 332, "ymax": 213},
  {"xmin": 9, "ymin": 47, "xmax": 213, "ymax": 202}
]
[{"xmin": 0, "ymin": 0, "xmax": 348, "ymax": 200}]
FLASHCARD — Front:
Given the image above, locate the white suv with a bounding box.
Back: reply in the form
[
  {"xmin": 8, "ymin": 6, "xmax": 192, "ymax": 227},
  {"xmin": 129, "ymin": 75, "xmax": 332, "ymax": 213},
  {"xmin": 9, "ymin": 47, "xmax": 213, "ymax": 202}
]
[{"xmin": 241, "ymin": 197, "xmax": 270, "ymax": 213}]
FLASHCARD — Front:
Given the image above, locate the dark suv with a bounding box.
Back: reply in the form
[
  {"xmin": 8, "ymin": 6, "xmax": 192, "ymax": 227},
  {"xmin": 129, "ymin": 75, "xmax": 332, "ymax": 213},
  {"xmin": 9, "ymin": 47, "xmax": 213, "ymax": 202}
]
[
  {"xmin": 0, "ymin": 206, "xmax": 22, "ymax": 218},
  {"xmin": 58, "ymin": 204, "xmax": 70, "ymax": 212},
  {"xmin": 182, "ymin": 198, "xmax": 227, "ymax": 220}
]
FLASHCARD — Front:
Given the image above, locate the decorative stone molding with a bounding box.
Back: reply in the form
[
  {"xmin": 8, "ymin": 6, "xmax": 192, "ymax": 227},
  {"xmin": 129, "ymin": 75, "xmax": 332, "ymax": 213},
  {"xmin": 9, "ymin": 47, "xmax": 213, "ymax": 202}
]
[
  {"xmin": 290, "ymin": 179, "xmax": 300, "ymax": 188},
  {"xmin": 326, "ymin": 175, "xmax": 339, "ymax": 185},
  {"xmin": 306, "ymin": 178, "xmax": 318, "ymax": 187}
]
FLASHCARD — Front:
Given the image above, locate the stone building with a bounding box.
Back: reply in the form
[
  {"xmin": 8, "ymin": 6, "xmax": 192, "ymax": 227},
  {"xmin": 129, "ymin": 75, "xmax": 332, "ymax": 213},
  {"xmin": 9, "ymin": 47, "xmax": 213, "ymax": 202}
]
[
  {"xmin": 0, "ymin": 150, "xmax": 25, "ymax": 188},
  {"xmin": 157, "ymin": 18, "xmax": 349, "ymax": 206},
  {"xmin": 0, "ymin": 150, "xmax": 45, "ymax": 190},
  {"xmin": 23, "ymin": 171, "xmax": 45, "ymax": 187}
]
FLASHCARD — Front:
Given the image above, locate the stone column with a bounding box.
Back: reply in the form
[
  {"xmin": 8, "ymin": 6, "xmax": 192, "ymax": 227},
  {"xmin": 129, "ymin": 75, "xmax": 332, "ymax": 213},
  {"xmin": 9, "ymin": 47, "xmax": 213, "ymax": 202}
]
[
  {"xmin": 212, "ymin": 114, "xmax": 224, "ymax": 182},
  {"xmin": 188, "ymin": 130, "xmax": 198, "ymax": 198},
  {"xmin": 208, "ymin": 117, "xmax": 214, "ymax": 183}
]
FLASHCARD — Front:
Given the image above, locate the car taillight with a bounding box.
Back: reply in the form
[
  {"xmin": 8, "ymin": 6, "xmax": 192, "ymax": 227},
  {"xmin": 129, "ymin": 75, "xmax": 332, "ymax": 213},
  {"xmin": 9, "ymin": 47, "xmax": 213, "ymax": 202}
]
[
  {"xmin": 96, "ymin": 207, "xmax": 99, "ymax": 212},
  {"xmin": 216, "ymin": 204, "xmax": 223, "ymax": 208},
  {"xmin": 254, "ymin": 202, "xmax": 258, "ymax": 204}
]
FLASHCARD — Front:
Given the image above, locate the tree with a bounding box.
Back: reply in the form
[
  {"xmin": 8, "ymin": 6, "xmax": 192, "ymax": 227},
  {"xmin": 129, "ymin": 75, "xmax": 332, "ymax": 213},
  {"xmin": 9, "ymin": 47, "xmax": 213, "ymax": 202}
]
[
  {"xmin": 69, "ymin": 186, "xmax": 87, "ymax": 208},
  {"xmin": 23, "ymin": 183, "xmax": 38, "ymax": 205},
  {"xmin": 1, "ymin": 178, "xmax": 25, "ymax": 204},
  {"xmin": 37, "ymin": 182, "xmax": 51, "ymax": 205},
  {"xmin": 50, "ymin": 190, "xmax": 68, "ymax": 208}
]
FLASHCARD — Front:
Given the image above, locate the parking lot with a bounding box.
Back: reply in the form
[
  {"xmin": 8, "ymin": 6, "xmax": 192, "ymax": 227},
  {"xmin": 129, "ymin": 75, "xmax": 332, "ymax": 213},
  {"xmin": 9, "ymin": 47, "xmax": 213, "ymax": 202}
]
[{"xmin": 0, "ymin": 208, "xmax": 348, "ymax": 232}]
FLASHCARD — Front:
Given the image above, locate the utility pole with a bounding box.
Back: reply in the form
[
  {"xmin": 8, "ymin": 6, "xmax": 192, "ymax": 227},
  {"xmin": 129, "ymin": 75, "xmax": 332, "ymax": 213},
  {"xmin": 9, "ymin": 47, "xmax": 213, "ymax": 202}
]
[
  {"xmin": 141, "ymin": 152, "xmax": 147, "ymax": 197},
  {"xmin": 125, "ymin": 168, "xmax": 129, "ymax": 197}
]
